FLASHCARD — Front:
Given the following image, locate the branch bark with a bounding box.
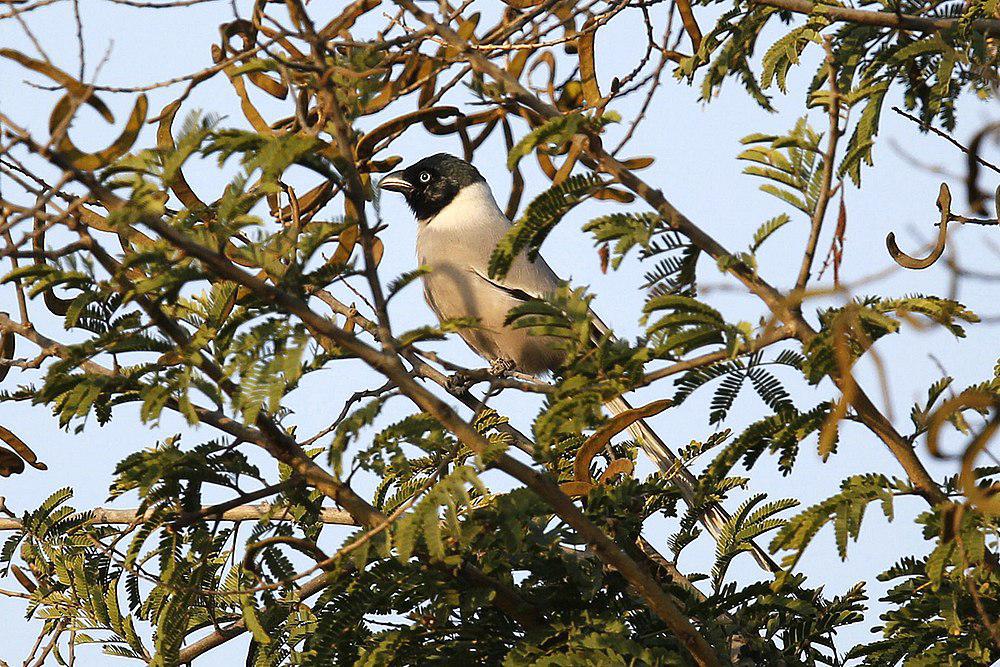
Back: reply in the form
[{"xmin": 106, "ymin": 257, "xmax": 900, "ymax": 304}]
[
  {"xmin": 795, "ymin": 40, "xmax": 841, "ymax": 290},
  {"xmin": 752, "ymin": 0, "xmax": 1000, "ymax": 36},
  {"xmin": 0, "ymin": 503, "xmax": 357, "ymax": 531}
]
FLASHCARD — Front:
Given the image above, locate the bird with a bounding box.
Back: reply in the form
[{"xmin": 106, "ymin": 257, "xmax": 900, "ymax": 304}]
[{"xmin": 379, "ymin": 153, "xmax": 778, "ymax": 573}]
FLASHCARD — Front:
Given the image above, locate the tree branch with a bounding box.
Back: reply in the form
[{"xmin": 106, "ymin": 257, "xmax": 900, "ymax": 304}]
[
  {"xmin": 753, "ymin": 0, "xmax": 1000, "ymax": 36},
  {"xmin": 795, "ymin": 39, "xmax": 841, "ymax": 290},
  {"xmin": 0, "ymin": 503, "xmax": 357, "ymax": 531}
]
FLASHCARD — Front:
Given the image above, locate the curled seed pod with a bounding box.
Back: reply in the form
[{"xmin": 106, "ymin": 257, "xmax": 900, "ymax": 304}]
[
  {"xmin": 0, "ymin": 425, "xmax": 46, "ymax": 473},
  {"xmin": 0, "ymin": 329, "xmax": 13, "ymax": 384}
]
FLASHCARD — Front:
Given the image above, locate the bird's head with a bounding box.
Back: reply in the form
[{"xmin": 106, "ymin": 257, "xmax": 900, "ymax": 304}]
[{"xmin": 378, "ymin": 153, "xmax": 485, "ymax": 220}]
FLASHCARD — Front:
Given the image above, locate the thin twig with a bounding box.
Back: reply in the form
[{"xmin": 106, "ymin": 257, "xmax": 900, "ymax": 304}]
[
  {"xmin": 796, "ymin": 38, "xmax": 841, "ymax": 290},
  {"xmin": 892, "ymin": 106, "xmax": 1000, "ymax": 176}
]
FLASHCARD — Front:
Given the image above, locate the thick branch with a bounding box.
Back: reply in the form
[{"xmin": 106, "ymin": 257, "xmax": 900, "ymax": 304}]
[
  {"xmin": 753, "ymin": 0, "xmax": 1000, "ymax": 36},
  {"xmin": 0, "ymin": 504, "xmax": 356, "ymax": 531}
]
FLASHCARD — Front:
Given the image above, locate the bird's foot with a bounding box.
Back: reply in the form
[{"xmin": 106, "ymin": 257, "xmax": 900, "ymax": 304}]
[
  {"xmin": 446, "ymin": 359, "xmax": 517, "ymax": 392},
  {"xmin": 489, "ymin": 357, "xmax": 517, "ymax": 377},
  {"xmin": 446, "ymin": 371, "xmax": 475, "ymax": 393}
]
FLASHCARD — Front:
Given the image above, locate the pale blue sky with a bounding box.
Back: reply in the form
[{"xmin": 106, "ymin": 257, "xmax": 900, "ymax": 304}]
[{"xmin": 1, "ymin": 1, "xmax": 998, "ymax": 663}]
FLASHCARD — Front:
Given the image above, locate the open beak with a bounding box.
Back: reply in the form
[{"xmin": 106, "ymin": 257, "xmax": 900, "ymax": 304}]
[{"xmin": 378, "ymin": 171, "xmax": 413, "ymax": 194}]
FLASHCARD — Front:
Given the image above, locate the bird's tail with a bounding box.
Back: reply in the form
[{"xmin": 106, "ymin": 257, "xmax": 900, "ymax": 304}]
[{"xmin": 604, "ymin": 395, "xmax": 780, "ymax": 574}]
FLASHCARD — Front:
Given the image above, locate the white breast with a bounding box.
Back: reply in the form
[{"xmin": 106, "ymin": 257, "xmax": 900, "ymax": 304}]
[
  {"xmin": 412, "ymin": 182, "xmax": 562, "ymax": 372},
  {"xmin": 415, "ymin": 182, "xmax": 509, "ymax": 268}
]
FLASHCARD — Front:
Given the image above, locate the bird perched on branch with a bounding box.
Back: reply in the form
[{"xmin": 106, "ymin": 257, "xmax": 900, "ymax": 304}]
[{"xmin": 379, "ymin": 153, "xmax": 778, "ymax": 573}]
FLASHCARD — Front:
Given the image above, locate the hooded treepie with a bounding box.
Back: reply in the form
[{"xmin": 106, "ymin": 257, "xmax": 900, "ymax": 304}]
[{"xmin": 380, "ymin": 153, "xmax": 778, "ymax": 573}]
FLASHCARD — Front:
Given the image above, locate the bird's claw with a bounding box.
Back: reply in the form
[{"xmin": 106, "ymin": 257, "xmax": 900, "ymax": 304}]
[
  {"xmin": 446, "ymin": 371, "xmax": 474, "ymax": 392},
  {"xmin": 445, "ymin": 359, "xmax": 517, "ymax": 393},
  {"xmin": 489, "ymin": 357, "xmax": 516, "ymax": 376}
]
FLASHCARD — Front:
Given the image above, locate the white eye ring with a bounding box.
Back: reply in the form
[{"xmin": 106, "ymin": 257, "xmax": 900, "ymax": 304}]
[{"xmin": 419, "ymin": 171, "xmax": 431, "ymax": 183}]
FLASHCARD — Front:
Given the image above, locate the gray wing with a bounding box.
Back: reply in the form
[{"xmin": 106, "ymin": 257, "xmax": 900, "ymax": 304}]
[
  {"xmin": 476, "ymin": 254, "xmax": 613, "ymax": 343},
  {"xmin": 422, "ymin": 281, "xmax": 446, "ymax": 324},
  {"xmin": 470, "ymin": 268, "xmax": 540, "ymax": 304},
  {"xmin": 480, "ymin": 251, "xmax": 561, "ymax": 300}
]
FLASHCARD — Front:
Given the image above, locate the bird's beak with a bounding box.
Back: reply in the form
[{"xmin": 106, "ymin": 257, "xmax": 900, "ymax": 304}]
[{"xmin": 378, "ymin": 171, "xmax": 413, "ymax": 194}]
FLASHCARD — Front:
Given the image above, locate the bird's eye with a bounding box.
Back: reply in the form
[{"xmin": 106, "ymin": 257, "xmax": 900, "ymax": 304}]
[{"xmin": 419, "ymin": 171, "xmax": 431, "ymax": 183}]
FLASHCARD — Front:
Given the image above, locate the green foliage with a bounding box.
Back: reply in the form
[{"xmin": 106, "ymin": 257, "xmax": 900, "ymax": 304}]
[
  {"xmin": 690, "ymin": 0, "xmax": 997, "ymax": 183},
  {"xmin": 749, "ymin": 213, "xmax": 790, "ymax": 255},
  {"xmin": 673, "ymin": 351, "xmax": 798, "ymax": 424},
  {"xmin": 392, "ymin": 465, "xmax": 484, "ymax": 563},
  {"xmin": 697, "ymin": 400, "xmax": 833, "ymax": 486},
  {"xmin": 711, "ymin": 493, "xmax": 799, "ymax": 590},
  {"xmin": 0, "ymin": 490, "xmax": 152, "ymax": 662},
  {"xmin": 739, "ymin": 119, "xmax": 826, "ymax": 216},
  {"xmin": 847, "ymin": 507, "xmax": 1000, "ymax": 665},
  {"xmin": 1, "ymin": 1, "xmax": 996, "ymax": 663},
  {"xmin": 802, "ymin": 295, "xmax": 978, "ymax": 384},
  {"xmin": 506, "ymin": 111, "xmax": 620, "ymax": 170},
  {"xmin": 109, "ymin": 437, "xmax": 263, "ymax": 513},
  {"xmin": 837, "ymin": 81, "xmax": 890, "ymax": 186},
  {"xmin": 504, "ymin": 284, "xmax": 651, "ymax": 456},
  {"xmin": 386, "ymin": 267, "xmax": 431, "ymax": 302},
  {"xmin": 761, "ymin": 19, "xmax": 829, "ymax": 93},
  {"xmin": 583, "ymin": 211, "xmax": 662, "ymax": 270},
  {"xmin": 225, "ymin": 319, "xmax": 310, "ymax": 423},
  {"xmin": 643, "ymin": 294, "xmax": 751, "ymax": 360},
  {"xmin": 204, "ymin": 129, "xmax": 329, "ymax": 186},
  {"xmin": 771, "ymin": 474, "xmax": 906, "ymax": 571},
  {"xmin": 582, "ymin": 214, "xmax": 702, "ymax": 297},
  {"xmin": 642, "ymin": 237, "xmax": 701, "ymax": 298},
  {"xmin": 489, "ymin": 173, "xmax": 606, "ymax": 279},
  {"xmin": 503, "ymin": 613, "xmax": 683, "ymax": 665}
]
